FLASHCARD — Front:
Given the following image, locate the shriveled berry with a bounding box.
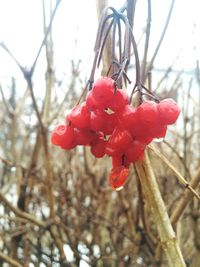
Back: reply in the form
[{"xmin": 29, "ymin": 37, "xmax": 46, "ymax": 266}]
[
  {"xmin": 51, "ymin": 124, "xmax": 75, "ymax": 148},
  {"xmin": 158, "ymin": 99, "xmax": 180, "ymax": 125},
  {"xmin": 70, "ymin": 102, "xmax": 90, "ymax": 128},
  {"xmin": 109, "ymin": 166, "xmax": 129, "ymax": 190}
]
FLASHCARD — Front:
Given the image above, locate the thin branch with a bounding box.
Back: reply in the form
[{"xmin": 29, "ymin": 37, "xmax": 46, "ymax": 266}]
[
  {"xmin": 31, "ymin": 0, "xmax": 62, "ymax": 74},
  {"xmin": 0, "ymin": 251, "xmax": 23, "ymax": 267},
  {"xmin": 147, "ymin": 0, "xmax": 175, "ymax": 72},
  {"xmin": 171, "ymin": 166, "xmax": 200, "ymax": 226},
  {"xmin": 149, "ymin": 145, "xmax": 200, "ymax": 201},
  {"xmin": 141, "ymin": 0, "xmax": 151, "ymax": 83},
  {"xmin": 0, "ymin": 192, "xmax": 45, "ymax": 227}
]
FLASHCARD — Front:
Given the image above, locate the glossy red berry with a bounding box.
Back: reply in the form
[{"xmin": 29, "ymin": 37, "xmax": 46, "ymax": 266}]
[
  {"xmin": 85, "ymin": 90, "xmax": 98, "ymax": 111},
  {"xmin": 90, "ymin": 110, "xmax": 108, "ymax": 132},
  {"xmin": 112, "ymin": 154, "xmax": 130, "ymax": 168},
  {"xmin": 91, "ymin": 139, "xmax": 107, "ymax": 158},
  {"xmin": 92, "ymin": 77, "xmax": 115, "ymax": 107},
  {"xmin": 106, "ymin": 90, "xmax": 129, "ymax": 111},
  {"xmin": 158, "ymin": 99, "xmax": 180, "ymax": 125},
  {"xmin": 102, "ymin": 112, "xmax": 118, "ymax": 135},
  {"xmin": 74, "ymin": 128, "xmax": 96, "ymax": 146},
  {"xmin": 70, "ymin": 102, "xmax": 90, "ymax": 128},
  {"xmin": 112, "ymin": 155, "xmax": 123, "ymax": 168},
  {"xmin": 136, "ymin": 101, "xmax": 159, "ymax": 127},
  {"xmin": 125, "ymin": 140, "xmax": 146, "ymax": 162},
  {"xmin": 117, "ymin": 105, "xmax": 137, "ymax": 130},
  {"xmin": 106, "ymin": 128, "xmax": 133, "ymax": 153},
  {"xmin": 148, "ymin": 125, "xmax": 167, "ymax": 139},
  {"xmin": 109, "ymin": 166, "xmax": 129, "ymax": 190},
  {"xmin": 51, "ymin": 124, "xmax": 75, "ymax": 148}
]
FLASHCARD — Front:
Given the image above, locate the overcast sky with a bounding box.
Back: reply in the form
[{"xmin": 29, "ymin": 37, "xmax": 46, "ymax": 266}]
[{"xmin": 0, "ymin": 0, "xmax": 199, "ymax": 74}]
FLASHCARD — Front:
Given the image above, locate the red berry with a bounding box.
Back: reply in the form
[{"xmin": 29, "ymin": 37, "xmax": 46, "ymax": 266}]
[
  {"xmin": 92, "ymin": 77, "xmax": 115, "ymax": 108},
  {"xmin": 102, "ymin": 112, "xmax": 118, "ymax": 135},
  {"xmin": 51, "ymin": 124, "xmax": 75, "ymax": 148},
  {"xmin": 136, "ymin": 135, "xmax": 153, "ymax": 145},
  {"xmin": 112, "ymin": 155, "xmax": 123, "ymax": 168},
  {"xmin": 125, "ymin": 140, "xmax": 146, "ymax": 163},
  {"xmin": 90, "ymin": 110, "xmax": 108, "ymax": 132},
  {"xmin": 85, "ymin": 90, "xmax": 98, "ymax": 111},
  {"xmin": 148, "ymin": 125, "xmax": 167, "ymax": 139},
  {"xmin": 105, "ymin": 145, "xmax": 119, "ymax": 156},
  {"xmin": 117, "ymin": 105, "xmax": 137, "ymax": 130},
  {"xmin": 109, "ymin": 166, "xmax": 129, "ymax": 190},
  {"xmin": 70, "ymin": 102, "xmax": 90, "ymax": 128},
  {"xmin": 158, "ymin": 99, "xmax": 180, "ymax": 125},
  {"xmin": 107, "ymin": 90, "xmax": 129, "ymax": 111},
  {"xmin": 112, "ymin": 154, "xmax": 130, "ymax": 168},
  {"xmin": 60, "ymin": 140, "xmax": 77, "ymax": 150},
  {"xmin": 136, "ymin": 101, "xmax": 159, "ymax": 127},
  {"xmin": 91, "ymin": 139, "xmax": 107, "ymax": 158},
  {"xmin": 74, "ymin": 128, "xmax": 96, "ymax": 145},
  {"xmin": 106, "ymin": 128, "xmax": 133, "ymax": 153}
]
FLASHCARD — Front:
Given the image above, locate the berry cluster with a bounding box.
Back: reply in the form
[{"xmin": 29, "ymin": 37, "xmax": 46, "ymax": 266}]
[{"xmin": 51, "ymin": 77, "xmax": 180, "ymax": 190}]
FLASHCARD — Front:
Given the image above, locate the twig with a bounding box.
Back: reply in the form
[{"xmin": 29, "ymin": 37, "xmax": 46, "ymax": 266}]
[
  {"xmin": 0, "ymin": 192, "xmax": 45, "ymax": 228},
  {"xmin": 149, "ymin": 145, "xmax": 200, "ymax": 201},
  {"xmin": 171, "ymin": 166, "xmax": 200, "ymax": 226},
  {"xmin": 141, "ymin": 0, "xmax": 151, "ymax": 83},
  {"xmin": 0, "ymin": 251, "xmax": 23, "ymax": 267}
]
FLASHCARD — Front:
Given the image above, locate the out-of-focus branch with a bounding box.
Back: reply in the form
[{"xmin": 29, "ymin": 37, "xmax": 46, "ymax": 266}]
[
  {"xmin": 149, "ymin": 144, "xmax": 200, "ymax": 201},
  {"xmin": 171, "ymin": 166, "xmax": 200, "ymax": 226},
  {"xmin": 141, "ymin": 0, "xmax": 151, "ymax": 83},
  {"xmin": 96, "ymin": 0, "xmax": 112, "ymax": 75},
  {"xmin": 0, "ymin": 192, "xmax": 45, "ymax": 227},
  {"xmin": 42, "ymin": 0, "xmax": 54, "ymax": 126},
  {"xmin": 31, "ymin": 0, "xmax": 62, "ymax": 75},
  {"xmin": 0, "ymin": 251, "xmax": 23, "ymax": 267}
]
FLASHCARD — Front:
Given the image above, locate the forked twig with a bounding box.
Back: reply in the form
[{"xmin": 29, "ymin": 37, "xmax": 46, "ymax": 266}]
[{"xmin": 149, "ymin": 145, "xmax": 200, "ymax": 201}]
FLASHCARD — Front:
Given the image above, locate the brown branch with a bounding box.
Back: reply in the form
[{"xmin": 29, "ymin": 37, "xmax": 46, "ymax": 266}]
[
  {"xmin": 171, "ymin": 166, "xmax": 200, "ymax": 226},
  {"xmin": 149, "ymin": 144, "xmax": 200, "ymax": 200},
  {"xmin": 0, "ymin": 192, "xmax": 45, "ymax": 228},
  {"xmin": 141, "ymin": 0, "xmax": 151, "ymax": 83},
  {"xmin": 0, "ymin": 251, "xmax": 23, "ymax": 267}
]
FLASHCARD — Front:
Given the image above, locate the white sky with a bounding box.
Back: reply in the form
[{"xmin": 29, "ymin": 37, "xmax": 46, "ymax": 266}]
[{"xmin": 0, "ymin": 0, "xmax": 199, "ymax": 78}]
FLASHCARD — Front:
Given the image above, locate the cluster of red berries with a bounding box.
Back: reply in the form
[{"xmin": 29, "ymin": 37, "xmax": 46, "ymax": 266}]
[{"xmin": 51, "ymin": 77, "xmax": 180, "ymax": 190}]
